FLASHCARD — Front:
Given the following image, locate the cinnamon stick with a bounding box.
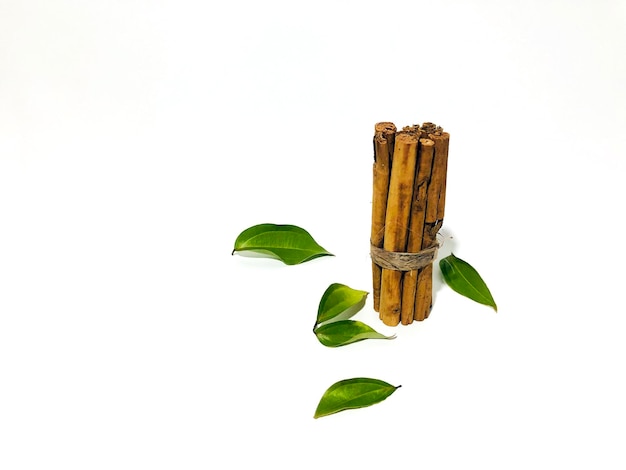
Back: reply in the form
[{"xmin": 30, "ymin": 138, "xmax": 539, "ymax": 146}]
[
  {"xmin": 400, "ymin": 138, "xmax": 435, "ymax": 324},
  {"xmin": 414, "ymin": 131, "xmax": 450, "ymax": 321},
  {"xmin": 371, "ymin": 122, "xmax": 396, "ymax": 312},
  {"xmin": 379, "ymin": 132, "xmax": 418, "ymax": 326}
]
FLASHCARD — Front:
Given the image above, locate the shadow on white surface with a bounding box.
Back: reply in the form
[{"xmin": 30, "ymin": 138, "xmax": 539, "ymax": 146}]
[{"xmin": 432, "ymin": 224, "xmax": 458, "ymax": 304}]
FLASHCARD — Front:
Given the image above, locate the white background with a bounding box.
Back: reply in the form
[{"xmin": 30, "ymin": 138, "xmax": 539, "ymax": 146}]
[{"xmin": 1, "ymin": 0, "xmax": 626, "ymax": 468}]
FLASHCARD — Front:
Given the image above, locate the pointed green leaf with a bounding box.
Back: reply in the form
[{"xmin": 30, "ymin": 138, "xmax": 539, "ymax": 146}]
[
  {"xmin": 440, "ymin": 253, "xmax": 497, "ymax": 311},
  {"xmin": 232, "ymin": 223, "xmax": 333, "ymax": 265},
  {"xmin": 314, "ymin": 377, "xmax": 401, "ymax": 419},
  {"xmin": 314, "ymin": 320, "xmax": 395, "ymax": 347},
  {"xmin": 316, "ymin": 283, "xmax": 368, "ymax": 325}
]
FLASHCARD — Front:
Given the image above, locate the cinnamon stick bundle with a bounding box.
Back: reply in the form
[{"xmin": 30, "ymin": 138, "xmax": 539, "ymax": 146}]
[{"xmin": 370, "ymin": 122, "xmax": 449, "ymax": 326}]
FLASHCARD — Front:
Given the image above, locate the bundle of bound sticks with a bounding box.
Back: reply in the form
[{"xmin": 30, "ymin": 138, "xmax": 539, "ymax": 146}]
[{"xmin": 370, "ymin": 122, "xmax": 450, "ymax": 326}]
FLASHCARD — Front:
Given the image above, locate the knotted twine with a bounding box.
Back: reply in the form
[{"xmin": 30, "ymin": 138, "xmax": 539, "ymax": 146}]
[{"xmin": 370, "ymin": 242, "xmax": 439, "ymax": 272}]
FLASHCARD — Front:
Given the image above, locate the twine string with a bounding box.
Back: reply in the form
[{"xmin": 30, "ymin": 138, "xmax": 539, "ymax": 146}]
[{"xmin": 370, "ymin": 242, "xmax": 439, "ymax": 272}]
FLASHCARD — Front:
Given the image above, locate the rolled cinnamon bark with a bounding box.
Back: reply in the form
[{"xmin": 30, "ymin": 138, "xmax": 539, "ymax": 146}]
[
  {"xmin": 371, "ymin": 122, "xmax": 396, "ymax": 312},
  {"xmin": 379, "ymin": 132, "xmax": 418, "ymax": 326},
  {"xmin": 400, "ymin": 138, "xmax": 435, "ymax": 324},
  {"xmin": 414, "ymin": 131, "xmax": 450, "ymax": 321}
]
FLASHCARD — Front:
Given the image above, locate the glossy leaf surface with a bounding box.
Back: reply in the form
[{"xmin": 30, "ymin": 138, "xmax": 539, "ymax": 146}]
[
  {"xmin": 232, "ymin": 223, "xmax": 333, "ymax": 265},
  {"xmin": 316, "ymin": 283, "xmax": 368, "ymax": 325},
  {"xmin": 314, "ymin": 320, "xmax": 395, "ymax": 347},
  {"xmin": 314, "ymin": 377, "xmax": 400, "ymax": 419},
  {"xmin": 440, "ymin": 253, "xmax": 497, "ymax": 311}
]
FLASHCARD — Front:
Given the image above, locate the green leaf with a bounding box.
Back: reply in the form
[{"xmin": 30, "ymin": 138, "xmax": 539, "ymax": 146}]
[
  {"xmin": 314, "ymin": 377, "xmax": 401, "ymax": 419},
  {"xmin": 316, "ymin": 283, "xmax": 368, "ymax": 325},
  {"xmin": 314, "ymin": 320, "xmax": 395, "ymax": 347},
  {"xmin": 439, "ymin": 253, "xmax": 497, "ymax": 311},
  {"xmin": 232, "ymin": 223, "xmax": 333, "ymax": 265}
]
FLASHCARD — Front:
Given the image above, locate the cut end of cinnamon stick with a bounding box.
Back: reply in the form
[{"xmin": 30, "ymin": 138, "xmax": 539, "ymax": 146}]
[
  {"xmin": 393, "ymin": 131, "xmax": 419, "ymax": 145},
  {"xmin": 375, "ymin": 122, "xmax": 397, "ymax": 134},
  {"xmin": 421, "ymin": 122, "xmax": 444, "ymax": 135}
]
